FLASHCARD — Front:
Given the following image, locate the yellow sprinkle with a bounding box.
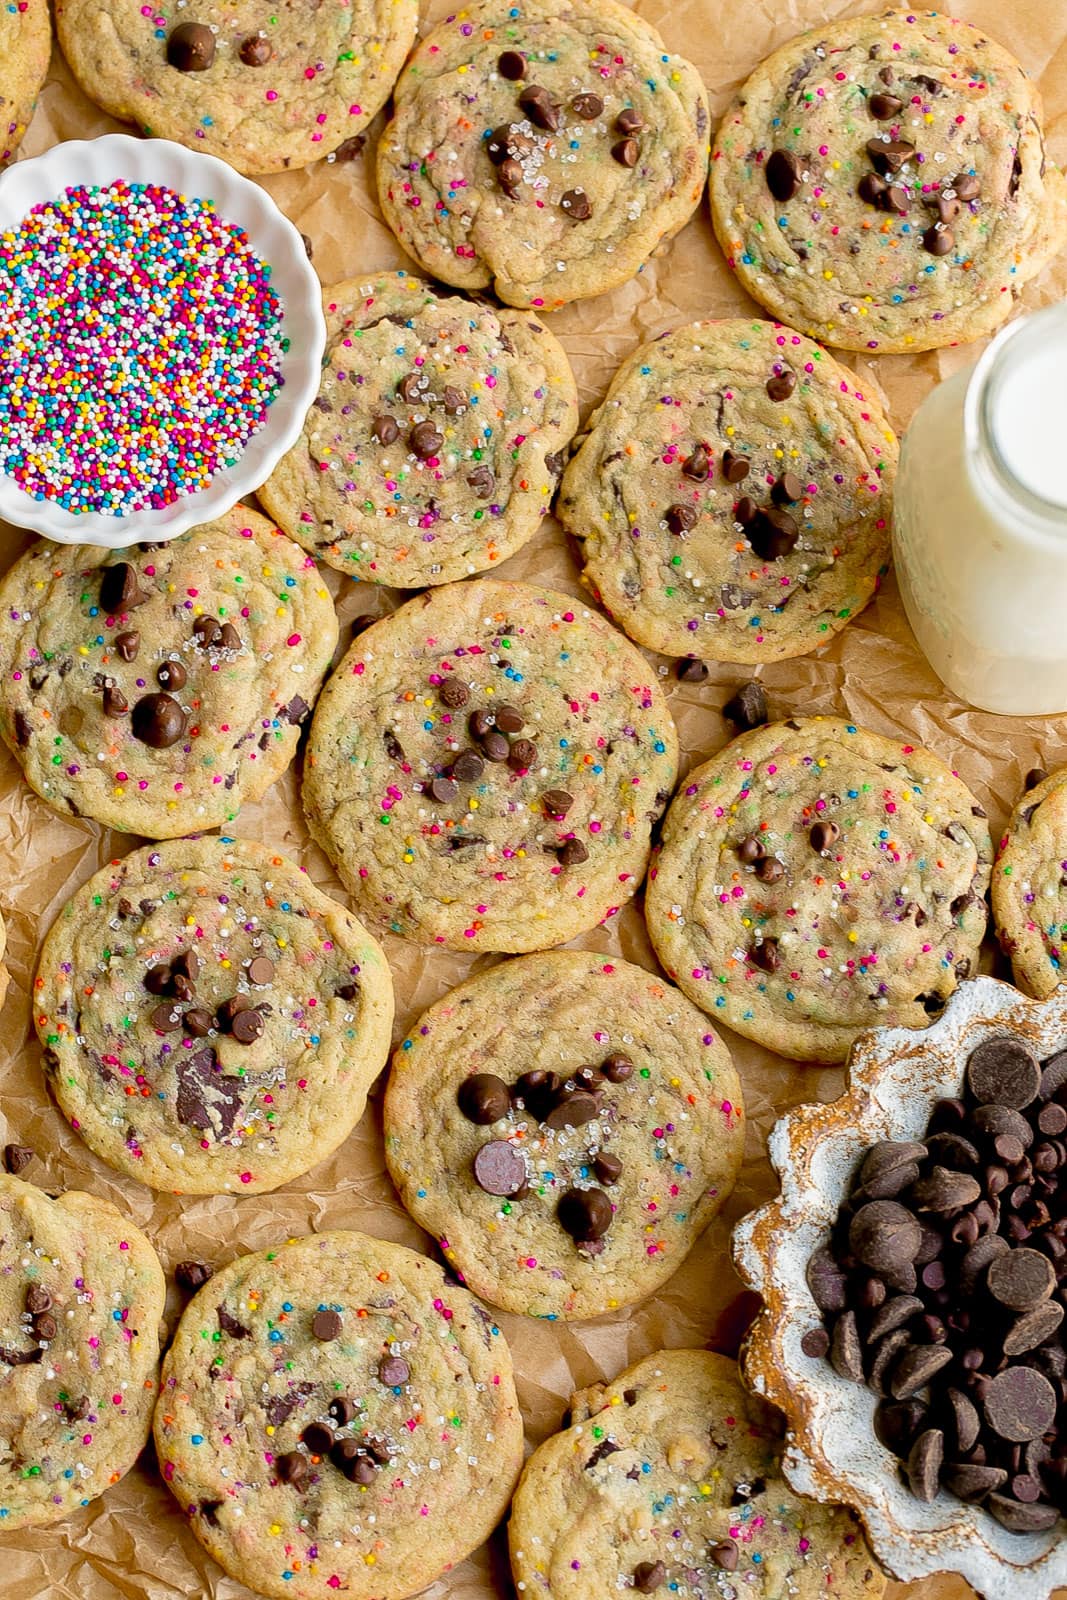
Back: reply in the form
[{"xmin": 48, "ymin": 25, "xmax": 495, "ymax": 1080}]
[
  {"xmin": 221, "ymin": 958, "xmax": 231, "ymax": 969},
  {"xmin": 469, "ymin": 798, "xmax": 479, "ymax": 811},
  {"xmin": 848, "ymin": 930, "xmax": 858, "ymax": 942}
]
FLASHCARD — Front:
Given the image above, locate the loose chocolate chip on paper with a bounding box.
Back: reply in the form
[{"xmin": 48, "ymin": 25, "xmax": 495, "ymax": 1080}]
[
  {"xmin": 176, "ymin": 1260, "xmax": 213, "ymax": 1291},
  {"xmin": 7, "ymin": 1143, "xmax": 37, "ymax": 1173},
  {"xmin": 676, "ymin": 657, "xmax": 708, "ymax": 683},
  {"xmin": 166, "ymin": 20, "xmax": 216, "ymax": 70},
  {"xmin": 722, "ymin": 681, "xmax": 767, "ymax": 731}
]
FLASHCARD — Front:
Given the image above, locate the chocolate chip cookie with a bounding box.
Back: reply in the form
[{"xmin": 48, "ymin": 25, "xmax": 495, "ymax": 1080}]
[
  {"xmin": 259, "ymin": 271, "xmax": 579, "ymax": 588},
  {"xmin": 154, "ymin": 1229, "xmax": 524, "ymax": 1600},
  {"xmin": 376, "ymin": 0, "xmax": 709, "ymax": 310},
  {"xmin": 1, "ymin": 0, "xmax": 50, "ymax": 166},
  {"xmin": 709, "ymin": 10, "xmax": 1067, "ymax": 353},
  {"xmin": 509, "ymin": 1348, "xmax": 887, "ymax": 1600},
  {"xmin": 54, "ymin": 0, "xmax": 417, "ymax": 175},
  {"xmin": 0, "ymin": 508, "xmax": 337, "ymax": 838},
  {"xmin": 0, "ymin": 1173, "xmax": 165, "ymax": 1528},
  {"xmin": 559, "ymin": 318, "xmax": 896, "ymax": 662},
  {"xmin": 993, "ymin": 766, "xmax": 1067, "ymax": 1000},
  {"xmin": 646, "ymin": 717, "xmax": 993, "ymax": 1064},
  {"xmin": 384, "ymin": 950, "xmax": 743, "ymax": 1320},
  {"xmin": 303, "ymin": 578, "xmax": 678, "ymax": 953},
  {"xmin": 34, "ymin": 837, "xmax": 393, "ymax": 1194}
]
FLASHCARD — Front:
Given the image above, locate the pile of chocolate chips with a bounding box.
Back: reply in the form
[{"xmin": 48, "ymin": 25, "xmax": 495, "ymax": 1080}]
[
  {"xmin": 807, "ymin": 1034, "xmax": 1067, "ymax": 1533},
  {"xmin": 144, "ymin": 950, "xmax": 273, "ymax": 1045},
  {"xmin": 457, "ymin": 1052, "xmax": 632, "ymax": 1249}
]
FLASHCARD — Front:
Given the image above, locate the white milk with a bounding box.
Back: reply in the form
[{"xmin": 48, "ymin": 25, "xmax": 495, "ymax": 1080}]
[{"xmin": 893, "ymin": 302, "xmax": 1067, "ymax": 715}]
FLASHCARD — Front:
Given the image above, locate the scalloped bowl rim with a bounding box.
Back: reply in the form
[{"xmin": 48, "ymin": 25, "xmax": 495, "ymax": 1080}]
[
  {"xmin": 732, "ymin": 976, "xmax": 1067, "ymax": 1600},
  {"xmin": 0, "ymin": 134, "xmax": 325, "ymax": 547}
]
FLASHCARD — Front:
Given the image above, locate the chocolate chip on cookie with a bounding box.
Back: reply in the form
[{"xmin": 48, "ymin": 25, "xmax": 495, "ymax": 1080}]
[{"xmin": 166, "ymin": 21, "xmax": 216, "ymax": 72}]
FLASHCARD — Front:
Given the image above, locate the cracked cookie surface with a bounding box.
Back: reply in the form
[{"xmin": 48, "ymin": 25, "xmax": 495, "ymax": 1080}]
[
  {"xmin": 260, "ymin": 271, "xmax": 578, "ymax": 588},
  {"xmin": 303, "ymin": 578, "xmax": 678, "ymax": 953},
  {"xmin": 559, "ymin": 318, "xmax": 895, "ymax": 662},
  {"xmin": 509, "ymin": 1348, "xmax": 886, "ymax": 1600},
  {"xmin": 154, "ymin": 1229, "xmax": 523, "ymax": 1600},
  {"xmin": 376, "ymin": 0, "xmax": 709, "ymax": 309},
  {"xmin": 35, "ymin": 837, "xmax": 393, "ymax": 1194},
  {"xmin": 646, "ymin": 717, "xmax": 992, "ymax": 1063},
  {"xmin": 709, "ymin": 9, "xmax": 1067, "ymax": 353}
]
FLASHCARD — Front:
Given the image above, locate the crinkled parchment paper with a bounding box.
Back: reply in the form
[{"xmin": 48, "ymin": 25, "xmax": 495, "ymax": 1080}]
[{"xmin": 3, "ymin": 2, "xmax": 1067, "ymax": 1595}]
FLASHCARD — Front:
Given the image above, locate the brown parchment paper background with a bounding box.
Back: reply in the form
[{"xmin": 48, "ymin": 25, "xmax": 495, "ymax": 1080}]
[{"xmin": 3, "ymin": 1, "xmax": 1067, "ymax": 1595}]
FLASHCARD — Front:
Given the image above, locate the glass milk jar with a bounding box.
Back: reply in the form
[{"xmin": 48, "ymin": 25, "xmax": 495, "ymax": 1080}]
[{"xmin": 894, "ymin": 302, "xmax": 1067, "ymax": 716}]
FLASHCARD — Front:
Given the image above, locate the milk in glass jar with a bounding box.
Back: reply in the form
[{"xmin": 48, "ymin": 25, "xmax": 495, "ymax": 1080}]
[{"xmin": 894, "ymin": 303, "xmax": 1067, "ymax": 715}]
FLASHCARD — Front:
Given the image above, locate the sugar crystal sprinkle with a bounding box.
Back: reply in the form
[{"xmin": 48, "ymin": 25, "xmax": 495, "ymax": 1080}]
[{"xmin": 0, "ymin": 180, "xmax": 284, "ymax": 515}]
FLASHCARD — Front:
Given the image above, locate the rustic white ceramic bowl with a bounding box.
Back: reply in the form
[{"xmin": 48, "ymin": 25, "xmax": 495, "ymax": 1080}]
[
  {"xmin": 733, "ymin": 975, "xmax": 1067, "ymax": 1600},
  {"xmin": 0, "ymin": 134, "xmax": 324, "ymax": 546}
]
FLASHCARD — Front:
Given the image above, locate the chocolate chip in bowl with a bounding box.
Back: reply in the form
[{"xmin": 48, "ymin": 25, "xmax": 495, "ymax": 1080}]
[{"xmin": 734, "ymin": 976, "xmax": 1067, "ymax": 1599}]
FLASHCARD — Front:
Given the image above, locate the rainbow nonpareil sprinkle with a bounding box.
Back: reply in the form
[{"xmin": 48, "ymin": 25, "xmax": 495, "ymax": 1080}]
[{"xmin": 0, "ymin": 179, "xmax": 284, "ymax": 514}]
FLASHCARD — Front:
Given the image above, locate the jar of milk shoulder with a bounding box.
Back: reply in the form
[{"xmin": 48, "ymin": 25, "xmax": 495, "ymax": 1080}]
[{"xmin": 893, "ymin": 302, "xmax": 1067, "ymax": 716}]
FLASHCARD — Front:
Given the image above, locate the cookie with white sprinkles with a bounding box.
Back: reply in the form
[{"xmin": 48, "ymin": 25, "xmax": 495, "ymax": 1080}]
[
  {"xmin": 34, "ymin": 838, "xmax": 394, "ymax": 1194},
  {"xmin": 0, "ymin": 508, "xmax": 337, "ymax": 839},
  {"xmin": 646, "ymin": 717, "xmax": 993, "ymax": 1063},
  {"xmin": 1, "ymin": 0, "xmax": 51, "ymax": 166},
  {"xmin": 559, "ymin": 318, "xmax": 896, "ymax": 662},
  {"xmin": 709, "ymin": 9, "xmax": 1067, "ymax": 353},
  {"xmin": 0, "ymin": 1174, "xmax": 165, "ymax": 1529},
  {"xmin": 259, "ymin": 271, "xmax": 579, "ymax": 587},
  {"xmin": 302, "ymin": 578, "xmax": 678, "ymax": 953},
  {"xmin": 376, "ymin": 0, "xmax": 709, "ymax": 309},
  {"xmin": 509, "ymin": 1348, "xmax": 887, "ymax": 1600},
  {"xmin": 154, "ymin": 1230, "xmax": 524, "ymax": 1600},
  {"xmin": 384, "ymin": 950, "xmax": 744, "ymax": 1319},
  {"xmin": 993, "ymin": 765, "xmax": 1067, "ymax": 1000},
  {"xmin": 55, "ymin": 0, "xmax": 417, "ymax": 176}
]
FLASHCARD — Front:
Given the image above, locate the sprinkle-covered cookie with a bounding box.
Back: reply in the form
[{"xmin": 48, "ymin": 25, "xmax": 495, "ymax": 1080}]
[
  {"xmin": 993, "ymin": 766, "xmax": 1067, "ymax": 1000},
  {"xmin": 709, "ymin": 9, "xmax": 1067, "ymax": 353},
  {"xmin": 376, "ymin": 0, "xmax": 709, "ymax": 309},
  {"xmin": 0, "ymin": 509, "xmax": 337, "ymax": 838},
  {"xmin": 54, "ymin": 0, "xmax": 417, "ymax": 176},
  {"xmin": 384, "ymin": 951, "xmax": 743, "ymax": 1320},
  {"xmin": 259, "ymin": 271, "xmax": 579, "ymax": 588},
  {"xmin": 1, "ymin": 0, "xmax": 50, "ymax": 166},
  {"xmin": 509, "ymin": 1348, "xmax": 887, "ymax": 1600},
  {"xmin": 646, "ymin": 717, "xmax": 993, "ymax": 1064},
  {"xmin": 559, "ymin": 318, "xmax": 896, "ymax": 662},
  {"xmin": 154, "ymin": 1230, "xmax": 524, "ymax": 1600},
  {"xmin": 34, "ymin": 838, "xmax": 394, "ymax": 1194},
  {"xmin": 0, "ymin": 1174, "xmax": 165, "ymax": 1529},
  {"xmin": 303, "ymin": 578, "xmax": 678, "ymax": 953}
]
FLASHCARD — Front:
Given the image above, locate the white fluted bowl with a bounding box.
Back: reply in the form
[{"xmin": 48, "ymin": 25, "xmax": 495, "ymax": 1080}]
[
  {"xmin": 0, "ymin": 134, "xmax": 324, "ymax": 546},
  {"xmin": 733, "ymin": 976, "xmax": 1067, "ymax": 1600}
]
